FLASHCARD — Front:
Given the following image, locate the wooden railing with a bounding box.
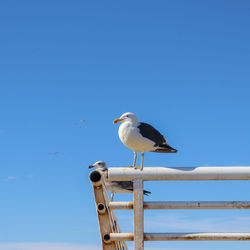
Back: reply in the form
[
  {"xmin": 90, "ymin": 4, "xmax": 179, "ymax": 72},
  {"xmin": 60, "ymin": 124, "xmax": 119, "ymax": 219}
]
[{"xmin": 90, "ymin": 165, "xmax": 250, "ymax": 250}]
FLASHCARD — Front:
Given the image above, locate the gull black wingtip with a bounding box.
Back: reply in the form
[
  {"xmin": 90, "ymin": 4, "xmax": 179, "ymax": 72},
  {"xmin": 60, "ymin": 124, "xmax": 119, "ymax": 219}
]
[
  {"xmin": 143, "ymin": 190, "xmax": 152, "ymax": 196},
  {"xmin": 152, "ymin": 144, "xmax": 178, "ymax": 153}
]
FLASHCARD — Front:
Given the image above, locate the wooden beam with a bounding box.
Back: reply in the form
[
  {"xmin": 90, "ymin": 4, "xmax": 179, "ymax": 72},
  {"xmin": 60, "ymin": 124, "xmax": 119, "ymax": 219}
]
[
  {"xmin": 109, "ymin": 201, "xmax": 250, "ymax": 210},
  {"xmin": 108, "ymin": 166, "xmax": 250, "ymax": 181},
  {"xmin": 108, "ymin": 232, "xmax": 250, "ymax": 241},
  {"xmin": 89, "ymin": 170, "xmax": 116, "ymax": 250},
  {"xmin": 133, "ymin": 179, "xmax": 144, "ymax": 250}
]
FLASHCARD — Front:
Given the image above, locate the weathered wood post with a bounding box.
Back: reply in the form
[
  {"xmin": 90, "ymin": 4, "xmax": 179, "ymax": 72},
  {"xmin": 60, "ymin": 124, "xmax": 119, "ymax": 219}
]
[
  {"xmin": 133, "ymin": 179, "xmax": 144, "ymax": 250},
  {"xmin": 89, "ymin": 170, "xmax": 117, "ymax": 250},
  {"xmin": 89, "ymin": 169, "xmax": 128, "ymax": 250}
]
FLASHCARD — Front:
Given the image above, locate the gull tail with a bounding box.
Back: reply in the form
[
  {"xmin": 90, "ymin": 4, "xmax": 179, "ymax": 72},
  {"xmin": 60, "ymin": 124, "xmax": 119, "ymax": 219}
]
[
  {"xmin": 152, "ymin": 144, "xmax": 178, "ymax": 153},
  {"xmin": 143, "ymin": 190, "xmax": 151, "ymax": 196}
]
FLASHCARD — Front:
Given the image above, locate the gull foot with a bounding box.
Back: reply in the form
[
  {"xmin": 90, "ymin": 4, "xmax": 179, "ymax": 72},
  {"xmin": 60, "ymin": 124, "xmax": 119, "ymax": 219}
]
[{"xmin": 134, "ymin": 166, "xmax": 143, "ymax": 170}]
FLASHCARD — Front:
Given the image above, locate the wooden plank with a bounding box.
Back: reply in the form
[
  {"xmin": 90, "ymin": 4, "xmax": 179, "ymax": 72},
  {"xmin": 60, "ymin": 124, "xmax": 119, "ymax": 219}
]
[
  {"xmin": 109, "ymin": 232, "xmax": 250, "ymax": 241},
  {"xmin": 133, "ymin": 179, "xmax": 144, "ymax": 250},
  {"xmin": 89, "ymin": 170, "xmax": 116, "ymax": 250},
  {"xmin": 109, "ymin": 201, "xmax": 250, "ymax": 210},
  {"xmin": 145, "ymin": 233, "xmax": 250, "ymax": 241},
  {"xmin": 108, "ymin": 166, "xmax": 250, "ymax": 181},
  {"xmin": 103, "ymin": 188, "xmax": 128, "ymax": 250}
]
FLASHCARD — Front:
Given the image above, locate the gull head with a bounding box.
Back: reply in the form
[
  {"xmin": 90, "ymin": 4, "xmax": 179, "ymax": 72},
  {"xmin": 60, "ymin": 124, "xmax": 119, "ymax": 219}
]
[
  {"xmin": 113, "ymin": 112, "xmax": 138, "ymax": 124},
  {"xmin": 89, "ymin": 161, "xmax": 107, "ymax": 171}
]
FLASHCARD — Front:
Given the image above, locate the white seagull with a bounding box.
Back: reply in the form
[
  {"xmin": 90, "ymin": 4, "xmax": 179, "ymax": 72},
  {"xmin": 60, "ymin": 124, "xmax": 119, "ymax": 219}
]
[
  {"xmin": 89, "ymin": 161, "xmax": 151, "ymax": 200},
  {"xmin": 113, "ymin": 112, "xmax": 177, "ymax": 170}
]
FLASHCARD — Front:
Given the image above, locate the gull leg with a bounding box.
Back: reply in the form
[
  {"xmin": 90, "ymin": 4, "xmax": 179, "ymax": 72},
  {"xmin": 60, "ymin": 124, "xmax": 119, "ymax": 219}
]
[
  {"xmin": 133, "ymin": 152, "xmax": 137, "ymax": 168},
  {"xmin": 111, "ymin": 192, "xmax": 114, "ymax": 201},
  {"xmin": 140, "ymin": 152, "xmax": 145, "ymax": 170}
]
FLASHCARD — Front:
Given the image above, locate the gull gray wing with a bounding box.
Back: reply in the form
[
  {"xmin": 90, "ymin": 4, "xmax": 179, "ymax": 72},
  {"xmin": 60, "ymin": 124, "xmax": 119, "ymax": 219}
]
[
  {"xmin": 138, "ymin": 122, "xmax": 167, "ymax": 146},
  {"xmin": 113, "ymin": 181, "xmax": 134, "ymax": 191}
]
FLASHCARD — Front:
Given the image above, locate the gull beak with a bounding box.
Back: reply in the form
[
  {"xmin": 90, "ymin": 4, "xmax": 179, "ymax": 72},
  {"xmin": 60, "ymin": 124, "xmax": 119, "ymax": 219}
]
[
  {"xmin": 88, "ymin": 165, "xmax": 95, "ymax": 169},
  {"xmin": 113, "ymin": 118, "xmax": 124, "ymax": 124}
]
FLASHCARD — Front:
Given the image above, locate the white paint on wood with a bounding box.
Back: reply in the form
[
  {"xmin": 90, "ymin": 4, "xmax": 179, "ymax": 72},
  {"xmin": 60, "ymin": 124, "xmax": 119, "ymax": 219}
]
[
  {"xmin": 108, "ymin": 166, "xmax": 250, "ymax": 181},
  {"xmin": 109, "ymin": 232, "xmax": 250, "ymax": 241},
  {"xmin": 89, "ymin": 170, "xmax": 128, "ymax": 250},
  {"xmin": 109, "ymin": 201, "xmax": 250, "ymax": 210},
  {"xmin": 90, "ymin": 181, "xmax": 117, "ymax": 249},
  {"xmin": 133, "ymin": 179, "xmax": 144, "ymax": 250},
  {"xmin": 90, "ymin": 165, "xmax": 250, "ymax": 248}
]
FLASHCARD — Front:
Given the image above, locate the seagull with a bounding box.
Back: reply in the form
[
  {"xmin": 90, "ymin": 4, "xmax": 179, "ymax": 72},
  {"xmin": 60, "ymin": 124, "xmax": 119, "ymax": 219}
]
[
  {"xmin": 113, "ymin": 112, "xmax": 177, "ymax": 170},
  {"xmin": 89, "ymin": 161, "xmax": 151, "ymax": 201}
]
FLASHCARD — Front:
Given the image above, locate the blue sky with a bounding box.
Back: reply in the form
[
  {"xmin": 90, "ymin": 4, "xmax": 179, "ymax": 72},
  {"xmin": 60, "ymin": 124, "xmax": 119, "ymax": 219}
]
[{"xmin": 1, "ymin": 0, "xmax": 250, "ymax": 249}]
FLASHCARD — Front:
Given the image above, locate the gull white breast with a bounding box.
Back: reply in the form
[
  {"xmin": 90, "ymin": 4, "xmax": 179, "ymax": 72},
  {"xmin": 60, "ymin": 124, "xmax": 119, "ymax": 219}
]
[{"xmin": 113, "ymin": 112, "xmax": 177, "ymax": 170}]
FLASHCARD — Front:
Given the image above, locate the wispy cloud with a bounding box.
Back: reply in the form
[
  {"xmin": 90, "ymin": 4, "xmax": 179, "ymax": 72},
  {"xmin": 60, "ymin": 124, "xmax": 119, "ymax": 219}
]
[
  {"xmin": 3, "ymin": 176, "xmax": 16, "ymax": 182},
  {"xmin": 2, "ymin": 175, "xmax": 34, "ymax": 182},
  {"xmin": 0, "ymin": 242, "xmax": 213, "ymax": 250},
  {"xmin": 145, "ymin": 214, "xmax": 250, "ymax": 232},
  {"xmin": 115, "ymin": 213, "xmax": 250, "ymax": 232},
  {"xmin": 0, "ymin": 243, "xmax": 99, "ymax": 250}
]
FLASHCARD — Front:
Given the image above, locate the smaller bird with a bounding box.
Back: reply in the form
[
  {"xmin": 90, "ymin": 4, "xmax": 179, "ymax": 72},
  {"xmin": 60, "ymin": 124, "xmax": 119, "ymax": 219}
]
[
  {"xmin": 113, "ymin": 112, "xmax": 177, "ymax": 170},
  {"xmin": 89, "ymin": 161, "xmax": 151, "ymax": 201}
]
